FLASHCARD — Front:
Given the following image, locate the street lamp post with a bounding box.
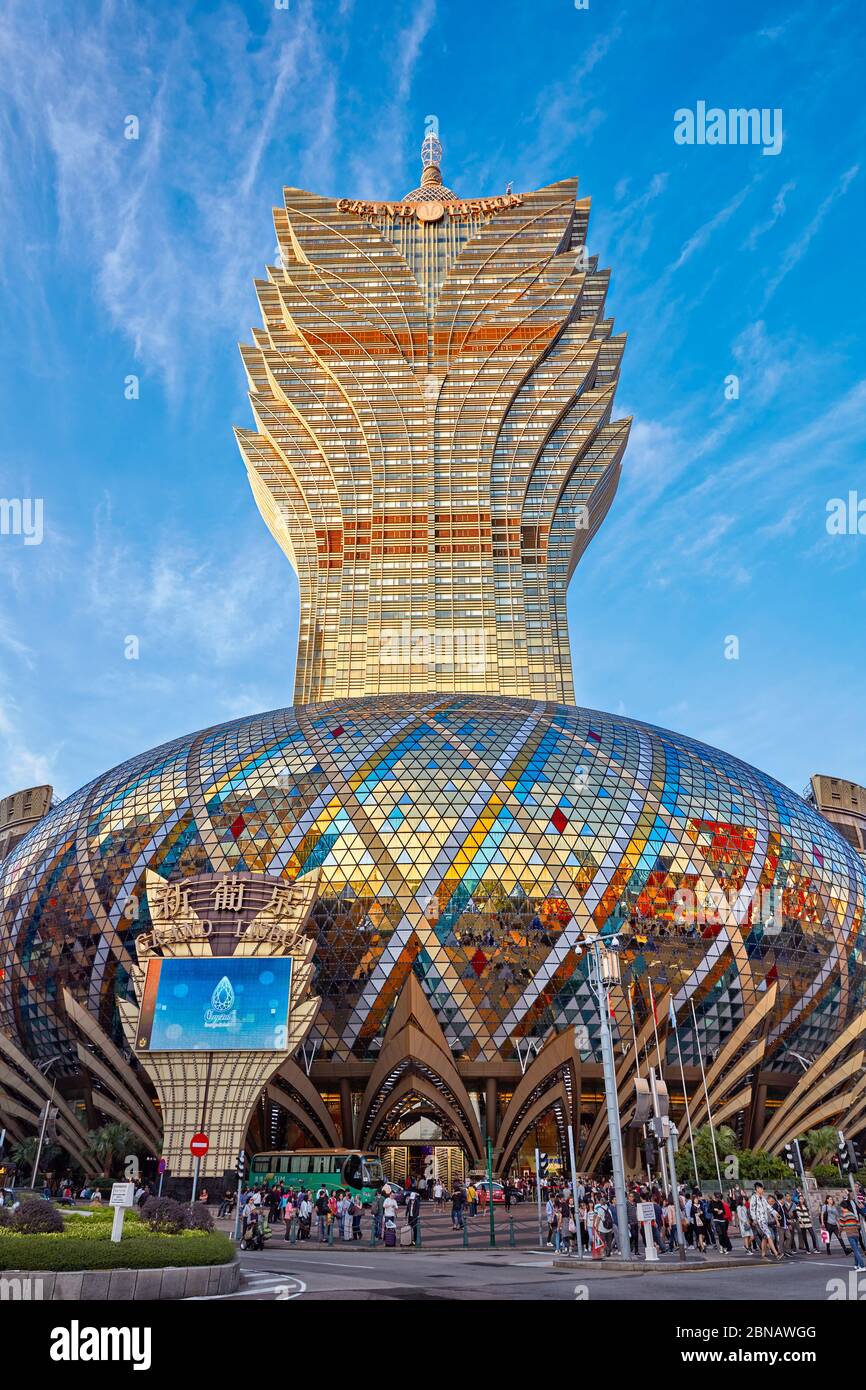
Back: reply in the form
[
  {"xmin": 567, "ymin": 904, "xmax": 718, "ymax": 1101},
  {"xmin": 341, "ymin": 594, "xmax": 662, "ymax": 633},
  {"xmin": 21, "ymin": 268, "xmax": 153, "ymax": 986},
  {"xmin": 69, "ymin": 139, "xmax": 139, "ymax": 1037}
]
[
  {"xmin": 31, "ymin": 1055, "xmax": 62, "ymax": 1188},
  {"xmin": 486, "ymin": 1137, "xmax": 496, "ymax": 1248},
  {"xmin": 583, "ymin": 935, "xmax": 631, "ymax": 1259}
]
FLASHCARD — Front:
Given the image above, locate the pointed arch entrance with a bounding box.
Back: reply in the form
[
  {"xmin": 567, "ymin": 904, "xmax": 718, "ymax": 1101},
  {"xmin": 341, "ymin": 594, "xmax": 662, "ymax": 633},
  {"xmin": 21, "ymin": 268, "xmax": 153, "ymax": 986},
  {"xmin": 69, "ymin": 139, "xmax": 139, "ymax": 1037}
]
[{"xmin": 356, "ymin": 973, "xmax": 483, "ymax": 1182}]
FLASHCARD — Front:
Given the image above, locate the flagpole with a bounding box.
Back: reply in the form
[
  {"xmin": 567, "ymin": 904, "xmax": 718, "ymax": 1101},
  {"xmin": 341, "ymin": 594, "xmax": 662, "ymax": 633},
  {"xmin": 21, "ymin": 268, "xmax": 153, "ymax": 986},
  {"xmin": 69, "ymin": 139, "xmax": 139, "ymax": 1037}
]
[
  {"xmin": 670, "ymin": 999, "xmax": 700, "ymax": 1189},
  {"xmin": 690, "ymin": 997, "xmax": 723, "ymax": 1189},
  {"xmin": 647, "ymin": 979, "xmax": 663, "ymax": 1071},
  {"xmin": 628, "ymin": 987, "xmax": 652, "ymax": 1187},
  {"xmin": 647, "ymin": 980, "xmax": 673, "ymax": 1197},
  {"xmin": 628, "ymin": 984, "xmax": 641, "ymax": 1074}
]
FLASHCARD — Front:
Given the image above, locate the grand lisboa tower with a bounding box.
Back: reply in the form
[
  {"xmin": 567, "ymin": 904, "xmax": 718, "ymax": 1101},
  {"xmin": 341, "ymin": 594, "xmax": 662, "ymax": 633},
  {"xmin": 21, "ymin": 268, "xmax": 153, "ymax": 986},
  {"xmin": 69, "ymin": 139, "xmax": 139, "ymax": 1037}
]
[{"xmin": 2, "ymin": 135, "xmax": 865, "ymax": 1185}]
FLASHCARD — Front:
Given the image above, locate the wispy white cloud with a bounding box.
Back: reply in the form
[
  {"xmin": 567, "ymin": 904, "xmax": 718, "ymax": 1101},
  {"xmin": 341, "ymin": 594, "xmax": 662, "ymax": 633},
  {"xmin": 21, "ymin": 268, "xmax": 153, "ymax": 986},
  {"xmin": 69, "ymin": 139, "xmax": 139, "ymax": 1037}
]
[
  {"xmin": 347, "ymin": 0, "xmax": 437, "ymax": 196},
  {"xmin": 86, "ymin": 495, "xmax": 295, "ymax": 671},
  {"xmin": 507, "ymin": 22, "xmax": 622, "ymax": 188},
  {"xmin": 762, "ymin": 164, "xmax": 859, "ymax": 303},
  {"xmin": 0, "ymin": 0, "xmax": 338, "ymax": 399},
  {"xmin": 0, "ymin": 693, "xmax": 57, "ymax": 787},
  {"xmin": 672, "ymin": 177, "xmax": 758, "ymax": 271},
  {"xmin": 744, "ymin": 180, "xmax": 795, "ymax": 250}
]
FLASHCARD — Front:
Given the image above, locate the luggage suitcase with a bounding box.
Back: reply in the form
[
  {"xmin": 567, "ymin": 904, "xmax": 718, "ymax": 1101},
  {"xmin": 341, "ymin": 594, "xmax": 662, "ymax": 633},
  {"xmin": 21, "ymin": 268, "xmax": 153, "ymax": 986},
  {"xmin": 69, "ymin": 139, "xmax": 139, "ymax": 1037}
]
[
  {"xmin": 384, "ymin": 1225, "xmax": 397, "ymax": 1247},
  {"xmin": 400, "ymin": 1225, "xmax": 413, "ymax": 1247}
]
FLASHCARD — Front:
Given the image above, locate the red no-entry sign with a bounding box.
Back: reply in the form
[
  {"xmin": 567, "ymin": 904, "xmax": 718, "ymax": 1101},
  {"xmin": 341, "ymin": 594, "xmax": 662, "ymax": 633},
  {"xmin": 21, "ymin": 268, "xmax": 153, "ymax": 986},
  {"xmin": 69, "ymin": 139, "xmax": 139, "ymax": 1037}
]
[{"xmin": 190, "ymin": 1132, "xmax": 209, "ymax": 1158}]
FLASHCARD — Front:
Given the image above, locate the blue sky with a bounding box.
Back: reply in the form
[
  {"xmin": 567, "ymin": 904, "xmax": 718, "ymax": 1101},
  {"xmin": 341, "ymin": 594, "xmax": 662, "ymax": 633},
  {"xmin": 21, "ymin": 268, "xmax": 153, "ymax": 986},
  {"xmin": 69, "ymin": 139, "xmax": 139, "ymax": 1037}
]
[{"xmin": 0, "ymin": 0, "xmax": 864, "ymax": 802}]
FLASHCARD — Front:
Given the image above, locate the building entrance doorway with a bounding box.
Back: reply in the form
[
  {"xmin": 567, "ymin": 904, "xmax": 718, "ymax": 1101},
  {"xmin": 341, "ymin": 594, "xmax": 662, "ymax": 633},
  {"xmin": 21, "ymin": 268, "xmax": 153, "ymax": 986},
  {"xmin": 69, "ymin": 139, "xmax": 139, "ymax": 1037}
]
[{"xmin": 378, "ymin": 1118, "xmax": 467, "ymax": 1190}]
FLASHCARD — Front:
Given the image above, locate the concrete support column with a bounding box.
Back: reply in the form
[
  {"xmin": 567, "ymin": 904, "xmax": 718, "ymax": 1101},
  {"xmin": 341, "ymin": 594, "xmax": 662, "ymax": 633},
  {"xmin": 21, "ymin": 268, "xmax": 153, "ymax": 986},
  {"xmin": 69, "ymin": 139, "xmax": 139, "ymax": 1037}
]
[
  {"xmin": 485, "ymin": 1076, "xmax": 498, "ymax": 1144},
  {"xmin": 339, "ymin": 1077, "xmax": 354, "ymax": 1148},
  {"xmin": 747, "ymin": 1082, "xmax": 768, "ymax": 1147}
]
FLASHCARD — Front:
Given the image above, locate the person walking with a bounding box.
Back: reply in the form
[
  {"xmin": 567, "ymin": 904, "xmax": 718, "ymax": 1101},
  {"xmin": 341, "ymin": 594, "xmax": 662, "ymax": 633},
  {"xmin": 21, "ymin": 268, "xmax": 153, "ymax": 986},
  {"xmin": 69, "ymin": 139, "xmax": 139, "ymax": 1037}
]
[
  {"xmin": 749, "ymin": 1183, "xmax": 782, "ymax": 1261},
  {"xmin": 282, "ymin": 1192, "xmax": 295, "ymax": 1242},
  {"xmin": 700, "ymin": 1192, "xmax": 717, "ymax": 1248},
  {"xmin": 774, "ymin": 1194, "xmax": 788, "ymax": 1254},
  {"xmin": 709, "ymin": 1192, "xmax": 732, "ymax": 1253},
  {"xmin": 406, "ymin": 1187, "xmax": 421, "ymax": 1246},
  {"xmin": 598, "ymin": 1199, "xmax": 617, "ymax": 1257},
  {"xmin": 736, "ymin": 1193, "xmax": 754, "ymax": 1253},
  {"xmin": 451, "ymin": 1182, "xmax": 466, "ymax": 1231},
  {"xmin": 297, "ymin": 1192, "xmax": 312, "ymax": 1241},
  {"xmin": 545, "ymin": 1193, "xmax": 556, "ymax": 1247},
  {"xmin": 821, "ymin": 1194, "xmax": 849, "ymax": 1254},
  {"xmin": 626, "ymin": 1195, "xmax": 639, "ymax": 1256},
  {"xmin": 372, "ymin": 1187, "xmax": 385, "ymax": 1241},
  {"xmin": 341, "ymin": 1193, "xmax": 354, "ymax": 1243},
  {"xmin": 664, "ymin": 1194, "xmax": 678, "ymax": 1253},
  {"xmin": 838, "ymin": 1197, "xmax": 865, "ymax": 1269},
  {"xmin": 382, "ymin": 1187, "xmax": 399, "ymax": 1247},
  {"xmin": 315, "ymin": 1186, "xmax": 330, "ymax": 1242},
  {"xmin": 691, "ymin": 1192, "xmax": 708, "ymax": 1253},
  {"xmin": 796, "ymin": 1196, "xmax": 818, "ymax": 1252}
]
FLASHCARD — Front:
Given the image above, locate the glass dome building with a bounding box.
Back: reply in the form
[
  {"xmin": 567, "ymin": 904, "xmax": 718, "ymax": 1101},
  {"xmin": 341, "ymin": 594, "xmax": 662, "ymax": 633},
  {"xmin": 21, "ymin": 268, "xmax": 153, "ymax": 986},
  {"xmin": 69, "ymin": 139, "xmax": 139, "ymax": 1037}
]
[{"xmin": 2, "ymin": 140, "xmax": 864, "ymax": 1179}]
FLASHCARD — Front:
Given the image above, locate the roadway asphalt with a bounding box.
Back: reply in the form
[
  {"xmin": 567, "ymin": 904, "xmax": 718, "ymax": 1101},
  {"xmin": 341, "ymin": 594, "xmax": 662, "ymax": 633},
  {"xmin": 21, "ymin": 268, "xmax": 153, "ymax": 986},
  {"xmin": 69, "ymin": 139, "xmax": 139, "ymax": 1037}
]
[{"xmin": 194, "ymin": 1242, "xmax": 864, "ymax": 1302}]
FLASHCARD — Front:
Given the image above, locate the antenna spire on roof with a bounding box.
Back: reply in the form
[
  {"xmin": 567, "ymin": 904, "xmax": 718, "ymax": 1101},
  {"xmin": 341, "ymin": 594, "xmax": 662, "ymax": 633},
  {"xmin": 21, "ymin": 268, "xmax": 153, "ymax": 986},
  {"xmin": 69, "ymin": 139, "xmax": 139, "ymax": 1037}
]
[{"xmin": 421, "ymin": 128, "xmax": 442, "ymax": 171}]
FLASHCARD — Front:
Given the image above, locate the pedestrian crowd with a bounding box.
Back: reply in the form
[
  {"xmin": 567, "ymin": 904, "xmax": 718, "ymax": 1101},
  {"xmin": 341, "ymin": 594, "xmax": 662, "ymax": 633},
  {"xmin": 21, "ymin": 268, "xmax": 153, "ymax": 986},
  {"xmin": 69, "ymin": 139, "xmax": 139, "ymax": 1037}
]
[
  {"xmin": 227, "ymin": 1173, "xmax": 524, "ymax": 1248},
  {"xmin": 537, "ymin": 1176, "xmax": 866, "ymax": 1268}
]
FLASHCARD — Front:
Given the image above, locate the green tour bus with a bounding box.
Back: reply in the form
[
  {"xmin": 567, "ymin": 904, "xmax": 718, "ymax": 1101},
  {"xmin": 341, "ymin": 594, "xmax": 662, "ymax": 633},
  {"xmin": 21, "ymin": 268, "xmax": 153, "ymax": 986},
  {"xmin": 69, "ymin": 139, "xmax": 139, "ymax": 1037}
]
[{"xmin": 249, "ymin": 1149, "xmax": 385, "ymax": 1205}]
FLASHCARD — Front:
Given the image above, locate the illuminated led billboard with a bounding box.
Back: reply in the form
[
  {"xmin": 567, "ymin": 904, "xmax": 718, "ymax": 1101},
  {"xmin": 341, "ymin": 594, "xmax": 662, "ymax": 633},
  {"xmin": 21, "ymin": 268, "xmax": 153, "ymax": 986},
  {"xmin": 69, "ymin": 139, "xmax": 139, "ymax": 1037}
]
[{"xmin": 136, "ymin": 956, "xmax": 292, "ymax": 1051}]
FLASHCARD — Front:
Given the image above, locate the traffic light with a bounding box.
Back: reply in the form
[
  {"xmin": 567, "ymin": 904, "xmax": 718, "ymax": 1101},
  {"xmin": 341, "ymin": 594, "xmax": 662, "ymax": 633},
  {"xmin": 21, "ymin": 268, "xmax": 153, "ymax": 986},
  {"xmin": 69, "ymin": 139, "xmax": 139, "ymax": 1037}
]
[
  {"xmin": 538, "ymin": 1153, "xmax": 549, "ymax": 1178},
  {"xmin": 846, "ymin": 1139, "xmax": 862, "ymax": 1173},
  {"xmin": 837, "ymin": 1133, "xmax": 851, "ymax": 1174},
  {"xmin": 644, "ymin": 1133, "xmax": 659, "ymax": 1172},
  {"xmin": 783, "ymin": 1142, "xmax": 797, "ymax": 1175},
  {"xmin": 236, "ymin": 1150, "xmax": 247, "ymax": 1181}
]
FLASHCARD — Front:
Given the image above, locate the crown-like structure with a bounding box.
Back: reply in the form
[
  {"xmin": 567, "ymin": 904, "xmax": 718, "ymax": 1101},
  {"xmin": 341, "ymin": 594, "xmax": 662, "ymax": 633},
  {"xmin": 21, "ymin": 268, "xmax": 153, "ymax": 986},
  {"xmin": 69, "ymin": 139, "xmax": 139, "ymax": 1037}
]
[{"xmin": 236, "ymin": 134, "xmax": 630, "ymax": 704}]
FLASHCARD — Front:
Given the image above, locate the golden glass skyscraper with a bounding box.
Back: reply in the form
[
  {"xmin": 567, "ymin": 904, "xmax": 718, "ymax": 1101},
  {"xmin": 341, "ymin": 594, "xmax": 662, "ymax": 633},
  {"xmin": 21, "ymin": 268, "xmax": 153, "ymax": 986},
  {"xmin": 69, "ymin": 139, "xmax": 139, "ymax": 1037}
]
[
  {"xmin": 236, "ymin": 136, "xmax": 631, "ymax": 703},
  {"xmin": 3, "ymin": 136, "xmax": 866, "ymax": 1185}
]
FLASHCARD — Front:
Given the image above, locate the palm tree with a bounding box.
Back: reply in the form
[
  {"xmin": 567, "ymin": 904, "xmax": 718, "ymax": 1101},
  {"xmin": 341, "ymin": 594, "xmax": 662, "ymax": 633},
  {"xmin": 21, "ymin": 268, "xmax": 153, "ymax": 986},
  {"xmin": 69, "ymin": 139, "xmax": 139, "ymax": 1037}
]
[
  {"xmin": 799, "ymin": 1126, "xmax": 840, "ymax": 1167},
  {"xmin": 676, "ymin": 1123, "xmax": 739, "ymax": 1181},
  {"xmin": 9, "ymin": 1134, "xmax": 59, "ymax": 1178},
  {"xmin": 85, "ymin": 1122, "xmax": 135, "ymax": 1179}
]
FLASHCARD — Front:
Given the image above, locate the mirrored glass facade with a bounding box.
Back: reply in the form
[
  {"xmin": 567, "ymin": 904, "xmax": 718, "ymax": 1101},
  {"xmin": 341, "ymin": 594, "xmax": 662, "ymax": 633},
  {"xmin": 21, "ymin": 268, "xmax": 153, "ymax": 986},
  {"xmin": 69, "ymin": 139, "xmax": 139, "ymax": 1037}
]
[{"xmin": 2, "ymin": 697, "xmax": 863, "ymax": 1075}]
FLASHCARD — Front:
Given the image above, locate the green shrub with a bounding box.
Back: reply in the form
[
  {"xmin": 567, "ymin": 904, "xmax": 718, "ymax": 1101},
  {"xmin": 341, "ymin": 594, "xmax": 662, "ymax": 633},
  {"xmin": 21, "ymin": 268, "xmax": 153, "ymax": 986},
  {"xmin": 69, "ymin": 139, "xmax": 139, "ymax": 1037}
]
[
  {"xmin": 12, "ymin": 1201, "xmax": 64, "ymax": 1234},
  {"xmin": 140, "ymin": 1196, "xmax": 186, "ymax": 1234},
  {"xmin": 735, "ymin": 1149, "xmax": 791, "ymax": 1182},
  {"xmin": 0, "ymin": 1230, "xmax": 234, "ymax": 1271},
  {"xmin": 44, "ymin": 1213, "xmax": 146, "ymax": 1240},
  {"xmin": 812, "ymin": 1164, "xmax": 842, "ymax": 1187},
  {"xmin": 185, "ymin": 1203, "xmax": 215, "ymax": 1233}
]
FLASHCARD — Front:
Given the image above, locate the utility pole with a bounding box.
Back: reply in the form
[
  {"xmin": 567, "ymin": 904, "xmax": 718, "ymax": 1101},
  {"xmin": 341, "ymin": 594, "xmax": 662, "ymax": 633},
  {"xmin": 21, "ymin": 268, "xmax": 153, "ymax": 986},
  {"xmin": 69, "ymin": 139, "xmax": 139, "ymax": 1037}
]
[
  {"xmin": 649, "ymin": 1066, "xmax": 685, "ymax": 1256},
  {"xmin": 567, "ymin": 1123, "xmax": 585, "ymax": 1258},
  {"xmin": 30, "ymin": 1055, "xmax": 61, "ymax": 1188},
  {"xmin": 486, "ymin": 1137, "xmax": 496, "ymax": 1248},
  {"xmin": 586, "ymin": 936, "xmax": 631, "ymax": 1259},
  {"xmin": 838, "ymin": 1130, "xmax": 866, "ymax": 1247},
  {"xmin": 233, "ymin": 1151, "xmax": 246, "ymax": 1242}
]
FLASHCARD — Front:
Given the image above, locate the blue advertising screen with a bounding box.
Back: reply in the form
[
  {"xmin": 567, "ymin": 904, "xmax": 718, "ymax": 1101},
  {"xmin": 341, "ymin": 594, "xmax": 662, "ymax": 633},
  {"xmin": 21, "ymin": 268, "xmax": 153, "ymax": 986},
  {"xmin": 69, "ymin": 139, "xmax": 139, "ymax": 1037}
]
[{"xmin": 137, "ymin": 956, "xmax": 292, "ymax": 1052}]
